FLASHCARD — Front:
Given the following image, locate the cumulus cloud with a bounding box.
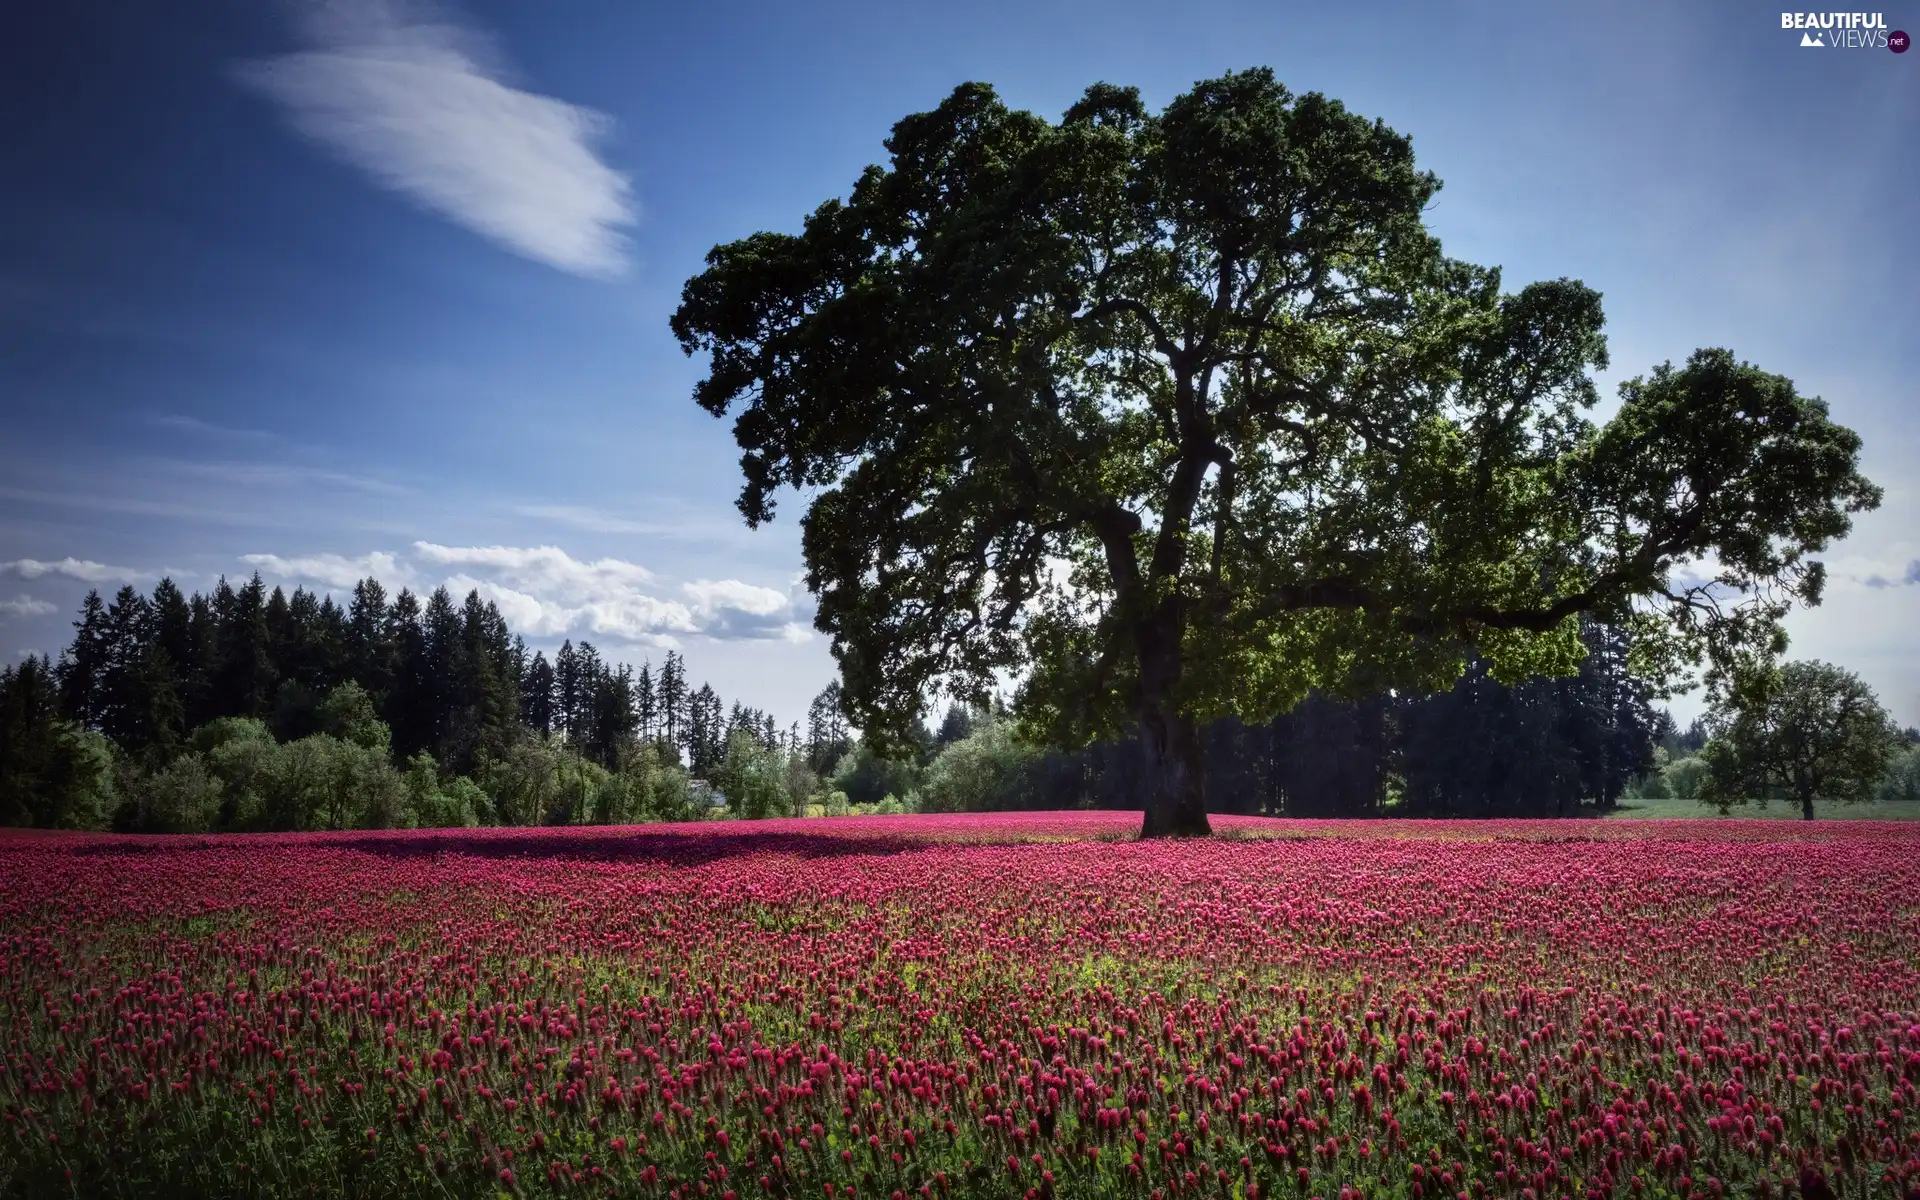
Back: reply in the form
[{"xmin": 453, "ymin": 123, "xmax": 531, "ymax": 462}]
[
  {"xmin": 414, "ymin": 542, "xmax": 656, "ymax": 588},
  {"xmin": 236, "ymin": 0, "xmax": 634, "ymax": 276},
  {"xmin": 416, "ymin": 544, "xmax": 807, "ymax": 644},
  {"xmin": 0, "ymin": 596, "xmax": 57, "ymax": 619},
  {"xmin": 1, "ymin": 557, "xmax": 149, "ymax": 584},
  {"xmin": 229, "ymin": 542, "xmax": 803, "ymax": 645},
  {"xmin": 241, "ymin": 551, "xmax": 409, "ymax": 590},
  {"xmin": 684, "ymin": 578, "xmax": 813, "ymax": 642}
]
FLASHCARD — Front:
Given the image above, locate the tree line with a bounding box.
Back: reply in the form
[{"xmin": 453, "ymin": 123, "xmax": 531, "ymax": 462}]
[
  {"xmin": 0, "ymin": 575, "xmax": 816, "ymax": 832},
  {"xmin": 5, "ymin": 579, "xmax": 1912, "ymax": 831},
  {"xmin": 900, "ymin": 616, "xmax": 1664, "ymax": 817}
]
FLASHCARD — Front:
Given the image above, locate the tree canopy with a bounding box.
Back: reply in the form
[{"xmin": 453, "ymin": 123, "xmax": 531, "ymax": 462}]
[{"xmin": 672, "ymin": 70, "xmax": 1878, "ymax": 836}]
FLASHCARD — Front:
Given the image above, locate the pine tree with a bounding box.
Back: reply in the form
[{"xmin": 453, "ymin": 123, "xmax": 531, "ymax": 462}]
[
  {"xmin": 212, "ymin": 575, "xmax": 276, "ymax": 719},
  {"xmin": 447, "ymin": 591, "xmax": 519, "ymax": 773},
  {"xmin": 384, "ymin": 589, "xmax": 430, "ymax": 760},
  {"xmin": 150, "ymin": 579, "xmax": 193, "ymax": 680},
  {"xmin": 314, "ymin": 593, "xmax": 350, "ymax": 694},
  {"xmin": 420, "ymin": 587, "xmax": 463, "ymax": 762},
  {"xmin": 183, "ymin": 590, "xmax": 217, "ymax": 728},
  {"xmin": 587, "ymin": 664, "xmax": 639, "ymax": 768},
  {"xmin": 634, "ymin": 661, "xmax": 657, "ymax": 744},
  {"xmin": 149, "ymin": 578, "xmax": 197, "ymax": 748},
  {"xmin": 264, "ymin": 586, "xmax": 295, "ymax": 681},
  {"xmin": 346, "ymin": 578, "xmax": 393, "ymax": 702},
  {"xmin": 554, "ymin": 642, "xmax": 581, "ymax": 743},
  {"xmin": 521, "ymin": 651, "xmax": 556, "ymax": 736},
  {"xmin": 692, "ymin": 684, "xmax": 727, "ymax": 776},
  {"xmin": 98, "ymin": 585, "xmax": 182, "ymax": 757},
  {"xmin": 805, "ymin": 682, "xmax": 850, "ymax": 774},
  {"xmin": 57, "ymin": 590, "xmax": 109, "ymax": 730},
  {"xmin": 569, "ymin": 642, "xmax": 604, "ymax": 741},
  {"xmin": 658, "ymin": 652, "xmax": 687, "ymax": 752}
]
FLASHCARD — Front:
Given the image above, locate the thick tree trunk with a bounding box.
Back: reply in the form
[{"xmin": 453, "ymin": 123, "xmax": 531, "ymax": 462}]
[
  {"xmin": 1134, "ymin": 610, "xmax": 1211, "ymax": 838},
  {"xmin": 1800, "ymin": 791, "xmax": 1816, "ymax": 822},
  {"xmin": 1138, "ymin": 704, "xmax": 1211, "ymax": 837}
]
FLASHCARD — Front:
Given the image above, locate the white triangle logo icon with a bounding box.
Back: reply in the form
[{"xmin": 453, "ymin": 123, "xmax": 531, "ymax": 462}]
[{"xmin": 1800, "ymin": 30, "xmax": 1824, "ymax": 46}]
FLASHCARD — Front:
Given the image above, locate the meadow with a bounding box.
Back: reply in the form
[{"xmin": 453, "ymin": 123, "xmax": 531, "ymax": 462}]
[{"xmin": 2, "ymin": 813, "xmax": 1917, "ymax": 1199}]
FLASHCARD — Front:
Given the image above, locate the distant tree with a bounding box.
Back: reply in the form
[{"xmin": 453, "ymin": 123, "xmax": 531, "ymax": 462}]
[
  {"xmin": 521, "ymin": 651, "xmax": 557, "ymax": 736},
  {"xmin": 182, "ymin": 590, "xmax": 218, "ymax": 727},
  {"xmin": 553, "ymin": 641, "xmax": 581, "ymax": 740},
  {"xmin": 687, "ymin": 683, "xmax": 725, "ymax": 776},
  {"xmin": 585, "ymin": 663, "xmax": 639, "ymax": 768},
  {"xmin": 657, "ymin": 651, "xmax": 688, "ymax": 752},
  {"xmin": 420, "ymin": 587, "xmax": 463, "ymax": 760},
  {"xmin": 933, "ymin": 703, "xmax": 979, "ymax": 752},
  {"xmin": 634, "ymin": 660, "xmax": 657, "ymax": 743},
  {"xmin": 446, "ymin": 590, "xmax": 519, "ymax": 772},
  {"xmin": 346, "ymin": 578, "xmax": 393, "ymax": 702},
  {"xmin": 1878, "ymin": 740, "xmax": 1920, "ymax": 803},
  {"xmin": 264, "ymin": 585, "xmax": 295, "ymax": 684},
  {"xmin": 57, "ymin": 589, "xmax": 109, "ymax": 730},
  {"xmin": 566, "ymin": 641, "xmax": 606, "ymax": 744},
  {"xmin": 805, "ymin": 682, "xmax": 852, "ymax": 773},
  {"xmin": 314, "ymin": 594, "xmax": 351, "ymax": 692},
  {"xmin": 316, "ymin": 680, "xmax": 392, "ymax": 754},
  {"xmin": 192, "ymin": 718, "xmax": 278, "ymax": 829},
  {"xmin": 98, "ymin": 584, "xmax": 183, "ymax": 758},
  {"xmin": 919, "ymin": 710, "xmax": 1039, "ymax": 813},
  {"xmin": 124, "ymin": 752, "xmax": 222, "ymax": 834},
  {"xmin": 384, "ymin": 589, "xmax": 431, "ymax": 759},
  {"xmin": 212, "ymin": 575, "xmax": 277, "ymax": 720},
  {"xmin": 673, "ymin": 71, "xmax": 1878, "ymax": 835},
  {"xmin": 1699, "ymin": 660, "xmax": 1899, "ymax": 820},
  {"xmin": 1, "ymin": 655, "xmax": 117, "ymax": 829},
  {"xmin": 714, "ymin": 727, "xmax": 787, "ymax": 818},
  {"xmin": 150, "ymin": 579, "xmax": 197, "ymax": 729},
  {"xmin": 1275, "ymin": 693, "xmax": 1393, "ymax": 817},
  {"xmin": 830, "ymin": 743, "xmax": 921, "ymax": 810}
]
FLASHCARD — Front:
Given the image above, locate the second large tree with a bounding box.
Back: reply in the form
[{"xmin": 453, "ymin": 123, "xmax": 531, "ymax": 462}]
[{"xmin": 672, "ymin": 71, "xmax": 1877, "ymax": 836}]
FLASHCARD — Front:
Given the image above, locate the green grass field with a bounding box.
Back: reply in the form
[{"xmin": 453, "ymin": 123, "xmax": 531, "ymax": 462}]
[{"xmin": 1606, "ymin": 796, "xmax": 1920, "ymax": 820}]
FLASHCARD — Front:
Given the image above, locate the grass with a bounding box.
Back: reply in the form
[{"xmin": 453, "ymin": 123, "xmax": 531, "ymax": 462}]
[{"xmin": 1605, "ymin": 795, "xmax": 1920, "ymax": 820}]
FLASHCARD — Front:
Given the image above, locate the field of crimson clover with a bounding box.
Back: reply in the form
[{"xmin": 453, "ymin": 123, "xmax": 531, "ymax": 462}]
[{"xmin": 3, "ymin": 813, "xmax": 1920, "ymax": 1200}]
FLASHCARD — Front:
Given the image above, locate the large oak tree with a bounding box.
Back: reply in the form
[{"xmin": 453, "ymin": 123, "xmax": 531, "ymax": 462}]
[{"xmin": 671, "ymin": 71, "xmax": 1878, "ymax": 836}]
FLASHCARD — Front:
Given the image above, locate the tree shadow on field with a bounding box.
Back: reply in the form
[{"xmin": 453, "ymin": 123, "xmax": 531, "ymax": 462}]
[
  {"xmin": 319, "ymin": 829, "xmax": 943, "ymax": 866},
  {"xmin": 50, "ymin": 826, "xmax": 979, "ymax": 867}
]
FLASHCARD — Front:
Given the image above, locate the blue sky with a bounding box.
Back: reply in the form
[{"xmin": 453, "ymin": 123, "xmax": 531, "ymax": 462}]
[{"xmin": 1, "ymin": 0, "xmax": 1915, "ymax": 729}]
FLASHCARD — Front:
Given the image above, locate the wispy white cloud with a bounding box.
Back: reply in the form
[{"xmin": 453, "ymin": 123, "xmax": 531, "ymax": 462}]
[
  {"xmin": 241, "ymin": 551, "xmax": 410, "ymax": 591},
  {"xmin": 163, "ymin": 459, "xmax": 411, "ymax": 496},
  {"xmin": 1, "ymin": 557, "xmax": 149, "ymax": 584},
  {"xmin": 236, "ymin": 0, "xmax": 634, "ymax": 276},
  {"xmin": 0, "ymin": 483, "xmax": 295, "ymax": 528},
  {"xmin": 0, "ymin": 596, "xmax": 57, "ymax": 619},
  {"xmin": 510, "ymin": 504, "xmax": 672, "ymax": 536},
  {"xmin": 510, "ymin": 502, "xmax": 769, "ymax": 546},
  {"xmin": 150, "ymin": 414, "xmax": 280, "ymax": 442}
]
